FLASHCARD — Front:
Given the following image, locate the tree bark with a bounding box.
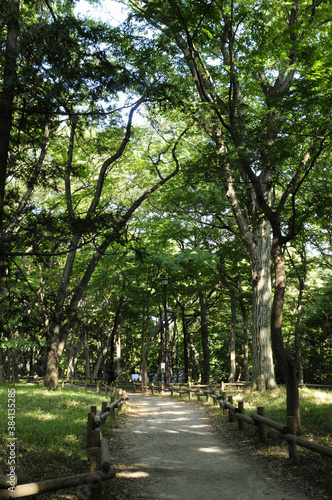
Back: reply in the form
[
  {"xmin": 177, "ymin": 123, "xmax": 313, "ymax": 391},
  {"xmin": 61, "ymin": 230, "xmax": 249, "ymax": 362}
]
[
  {"xmin": 238, "ymin": 294, "xmax": 249, "ymax": 382},
  {"xmin": 288, "ymin": 246, "xmax": 306, "ymax": 385},
  {"xmin": 228, "ymin": 291, "xmax": 237, "ymax": 383},
  {"xmin": 181, "ymin": 307, "xmax": 189, "ymax": 383},
  {"xmin": 271, "ymin": 237, "xmax": 302, "ymax": 431},
  {"xmin": 250, "ymin": 220, "xmax": 277, "ymax": 390},
  {"xmin": 83, "ymin": 331, "xmax": 90, "ymax": 380},
  {"xmin": 0, "ymin": 0, "xmax": 20, "ymax": 236},
  {"xmin": 199, "ymin": 290, "xmax": 210, "ymax": 384}
]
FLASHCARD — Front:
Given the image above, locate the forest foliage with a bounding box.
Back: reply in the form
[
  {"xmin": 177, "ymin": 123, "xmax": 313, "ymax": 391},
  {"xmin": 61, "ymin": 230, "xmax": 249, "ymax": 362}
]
[{"xmin": 0, "ymin": 0, "xmax": 332, "ymax": 393}]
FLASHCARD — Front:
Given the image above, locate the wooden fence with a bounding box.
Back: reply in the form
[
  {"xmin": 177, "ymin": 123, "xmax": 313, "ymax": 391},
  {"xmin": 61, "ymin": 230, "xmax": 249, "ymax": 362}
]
[
  {"xmin": 0, "ymin": 389, "xmax": 128, "ymax": 499},
  {"xmin": 133, "ymin": 381, "xmax": 332, "ymax": 463}
]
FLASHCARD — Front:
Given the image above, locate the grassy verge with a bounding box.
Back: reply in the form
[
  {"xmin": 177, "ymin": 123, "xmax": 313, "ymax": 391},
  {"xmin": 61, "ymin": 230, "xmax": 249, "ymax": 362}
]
[
  {"xmin": 0, "ymin": 383, "xmax": 124, "ymax": 489},
  {"xmin": 168, "ymin": 386, "xmax": 332, "ymax": 445},
  {"xmin": 229, "ymin": 387, "xmax": 332, "ymax": 446}
]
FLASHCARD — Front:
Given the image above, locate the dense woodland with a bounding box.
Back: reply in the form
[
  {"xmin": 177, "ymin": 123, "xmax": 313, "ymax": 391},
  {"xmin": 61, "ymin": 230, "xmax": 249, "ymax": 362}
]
[{"xmin": 1, "ymin": 0, "xmax": 332, "ymax": 425}]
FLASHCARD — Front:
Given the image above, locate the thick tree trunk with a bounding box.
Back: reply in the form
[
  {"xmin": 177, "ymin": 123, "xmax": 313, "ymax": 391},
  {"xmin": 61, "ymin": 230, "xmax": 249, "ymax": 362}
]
[
  {"xmin": 0, "ymin": 0, "xmax": 20, "ymax": 235},
  {"xmin": 250, "ymin": 220, "xmax": 277, "ymax": 390},
  {"xmin": 271, "ymin": 238, "xmax": 301, "ymax": 431}
]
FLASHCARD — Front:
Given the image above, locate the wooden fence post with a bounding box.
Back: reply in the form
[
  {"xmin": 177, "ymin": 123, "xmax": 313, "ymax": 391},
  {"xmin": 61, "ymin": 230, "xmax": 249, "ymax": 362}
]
[
  {"xmin": 228, "ymin": 396, "xmax": 234, "ymax": 422},
  {"xmin": 257, "ymin": 406, "xmax": 266, "ymax": 442},
  {"xmin": 287, "ymin": 416, "xmax": 298, "ymax": 463},
  {"xmin": 89, "ymin": 447, "xmax": 102, "ymax": 499},
  {"xmin": 87, "ymin": 412, "xmax": 95, "ymax": 448},
  {"xmin": 238, "ymin": 401, "xmax": 244, "ymax": 431},
  {"xmin": 221, "ymin": 392, "xmax": 227, "ymax": 415}
]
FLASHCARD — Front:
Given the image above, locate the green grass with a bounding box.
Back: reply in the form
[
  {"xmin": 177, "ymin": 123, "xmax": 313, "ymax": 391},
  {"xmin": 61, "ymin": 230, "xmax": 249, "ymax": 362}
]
[
  {"xmin": 231, "ymin": 386, "xmax": 332, "ymax": 445},
  {"xmin": 168, "ymin": 386, "xmax": 332, "ymax": 447},
  {"xmin": 0, "ymin": 383, "xmax": 121, "ymax": 485}
]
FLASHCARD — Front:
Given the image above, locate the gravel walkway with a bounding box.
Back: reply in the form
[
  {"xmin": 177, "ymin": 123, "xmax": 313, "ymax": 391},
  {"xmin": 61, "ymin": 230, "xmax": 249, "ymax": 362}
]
[{"xmin": 109, "ymin": 393, "xmax": 311, "ymax": 500}]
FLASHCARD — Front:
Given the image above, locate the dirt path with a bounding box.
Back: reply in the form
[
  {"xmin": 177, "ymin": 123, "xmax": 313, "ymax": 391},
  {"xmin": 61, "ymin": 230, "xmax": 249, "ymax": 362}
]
[{"xmin": 109, "ymin": 393, "xmax": 311, "ymax": 500}]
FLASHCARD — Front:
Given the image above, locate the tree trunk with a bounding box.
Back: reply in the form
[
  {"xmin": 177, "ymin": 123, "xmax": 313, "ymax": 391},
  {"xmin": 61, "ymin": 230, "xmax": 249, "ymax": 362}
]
[
  {"xmin": 44, "ymin": 233, "xmax": 80, "ymax": 389},
  {"xmin": 271, "ymin": 237, "xmax": 301, "ymax": 431},
  {"xmin": 294, "ymin": 281, "xmax": 304, "ymax": 385},
  {"xmin": 239, "ymin": 295, "xmax": 249, "ymax": 382},
  {"xmin": 115, "ymin": 326, "xmax": 121, "ymax": 379},
  {"xmin": 66, "ymin": 336, "xmax": 83, "ymax": 379},
  {"xmin": 91, "ymin": 328, "xmax": 115, "ymax": 379},
  {"xmin": 189, "ymin": 330, "xmax": 201, "ymax": 383},
  {"xmin": 250, "ymin": 220, "xmax": 277, "ymax": 390},
  {"xmin": 141, "ymin": 301, "xmax": 149, "ymax": 388},
  {"xmin": 199, "ymin": 290, "xmax": 210, "ymax": 384},
  {"xmin": 179, "ymin": 304, "xmax": 189, "ymax": 383},
  {"xmin": 0, "ymin": 0, "xmax": 20, "ymax": 236},
  {"xmin": 83, "ymin": 332, "xmax": 90, "ymax": 380},
  {"xmin": 228, "ymin": 292, "xmax": 237, "ymax": 383},
  {"xmin": 288, "ymin": 246, "xmax": 306, "ymax": 386},
  {"xmin": 65, "ymin": 336, "xmax": 75, "ymax": 379}
]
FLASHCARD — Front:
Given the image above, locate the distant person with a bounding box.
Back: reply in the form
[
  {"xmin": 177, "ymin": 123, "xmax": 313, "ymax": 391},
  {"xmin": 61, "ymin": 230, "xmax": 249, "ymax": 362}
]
[{"xmin": 108, "ymin": 368, "xmax": 116, "ymax": 385}]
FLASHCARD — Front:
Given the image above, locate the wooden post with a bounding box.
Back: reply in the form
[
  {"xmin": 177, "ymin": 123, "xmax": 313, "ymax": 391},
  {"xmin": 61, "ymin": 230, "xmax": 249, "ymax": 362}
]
[
  {"xmin": 70, "ymin": 378, "xmax": 74, "ymax": 388},
  {"xmin": 151, "ymin": 383, "xmax": 154, "ymax": 395},
  {"xmin": 110, "ymin": 396, "xmax": 115, "ymax": 419},
  {"xmin": 102, "ymin": 401, "xmax": 107, "ymax": 413},
  {"xmin": 257, "ymin": 406, "xmax": 266, "ymax": 442},
  {"xmin": 89, "ymin": 447, "xmax": 102, "ymax": 499},
  {"xmin": 221, "ymin": 392, "xmax": 227, "ymax": 415},
  {"xmin": 206, "ymin": 391, "xmax": 210, "ymax": 403},
  {"xmin": 238, "ymin": 401, "xmax": 244, "ymax": 431},
  {"xmin": 287, "ymin": 416, "xmax": 298, "ymax": 463},
  {"xmin": 90, "ymin": 429, "xmax": 101, "ymax": 448},
  {"xmin": 87, "ymin": 412, "xmax": 95, "ymax": 448},
  {"xmin": 228, "ymin": 396, "xmax": 234, "ymax": 422}
]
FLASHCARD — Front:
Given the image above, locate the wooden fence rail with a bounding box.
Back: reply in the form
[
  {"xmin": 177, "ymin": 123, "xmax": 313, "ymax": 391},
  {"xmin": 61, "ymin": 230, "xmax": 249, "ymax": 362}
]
[
  {"xmin": 205, "ymin": 390, "xmax": 332, "ymax": 462},
  {"xmin": 0, "ymin": 389, "xmax": 128, "ymax": 499}
]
